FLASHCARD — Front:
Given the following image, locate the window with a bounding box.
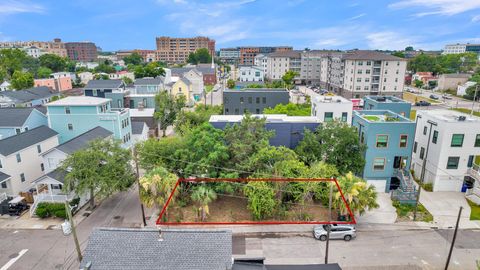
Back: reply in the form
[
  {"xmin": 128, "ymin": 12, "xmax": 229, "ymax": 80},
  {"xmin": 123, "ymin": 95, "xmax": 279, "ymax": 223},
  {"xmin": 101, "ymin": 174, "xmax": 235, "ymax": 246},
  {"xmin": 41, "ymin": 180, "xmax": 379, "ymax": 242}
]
[
  {"xmin": 15, "ymin": 128, "xmax": 21, "ymax": 135},
  {"xmin": 357, "ymin": 78, "xmax": 361, "ymax": 82},
  {"xmin": 423, "ymin": 126, "xmax": 427, "ymax": 135},
  {"xmin": 358, "ymin": 61, "xmax": 363, "ymax": 66},
  {"xmin": 373, "ymin": 158, "xmax": 386, "ymax": 170},
  {"xmin": 400, "ymin": 135, "xmax": 408, "ymax": 148},
  {"xmin": 413, "ymin": 141, "xmax": 418, "ymax": 153},
  {"xmin": 1, "ymin": 182, "xmax": 6, "ymax": 189},
  {"xmin": 239, "ymin": 97, "xmax": 244, "ymax": 104},
  {"xmin": 366, "ymin": 69, "xmax": 370, "ymax": 74},
  {"xmin": 360, "ymin": 132, "xmax": 365, "ymax": 144},
  {"xmin": 384, "ymin": 78, "xmax": 387, "ymax": 82},
  {"xmin": 475, "ymin": 134, "xmax": 480, "ymax": 147},
  {"xmin": 432, "ymin": 131, "xmax": 438, "ymax": 144},
  {"xmin": 419, "ymin": 147, "xmax": 425, "ymax": 160},
  {"xmin": 68, "ymin": 124, "xmax": 73, "ymax": 131},
  {"xmin": 0, "ymin": 159, "xmax": 2, "ymax": 168},
  {"xmin": 248, "ymin": 97, "xmax": 252, "ymax": 104},
  {"xmin": 235, "ymin": 108, "xmax": 239, "ymax": 114},
  {"xmin": 256, "ymin": 109, "xmax": 260, "ymax": 114},
  {"xmin": 65, "ymin": 106, "xmax": 71, "ymax": 114},
  {"xmin": 386, "ymin": 62, "xmax": 389, "ymax": 66},
  {"xmin": 446, "ymin": 157, "xmax": 460, "ymax": 169},
  {"xmin": 356, "ymin": 86, "xmax": 361, "ymax": 90},
  {"xmin": 357, "ymin": 70, "xmax": 363, "ymax": 74},
  {"xmin": 324, "ymin": 112, "xmax": 333, "ymax": 122},
  {"xmin": 225, "ymin": 108, "xmax": 229, "ymax": 113},
  {"xmin": 16, "ymin": 153, "xmax": 21, "ymax": 163},
  {"xmin": 37, "ymin": 144, "xmax": 42, "ymax": 153},
  {"xmin": 451, "ymin": 134, "xmax": 464, "ymax": 147},
  {"xmin": 468, "ymin": 155, "xmax": 474, "ymax": 168},
  {"xmin": 341, "ymin": 112, "xmax": 348, "ymax": 122},
  {"xmin": 20, "ymin": 173, "xmax": 25, "ymax": 182},
  {"xmin": 365, "ymin": 78, "xmax": 370, "ymax": 82},
  {"xmin": 376, "ymin": 135, "xmax": 388, "ymax": 148},
  {"xmin": 364, "ymin": 86, "xmax": 369, "ymax": 90},
  {"xmin": 366, "ymin": 61, "xmax": 371, "ymax": 66},
  {"xmin": 262, "ymin": 97, "xmax": 266, "ymax": 104},
  {"xmin": 256, "ymin": 97, "xmax": 260, "ymax": 104},
  {"xmin": 40, "ymin": 163, "xmax": 44, "ymax": 172}
]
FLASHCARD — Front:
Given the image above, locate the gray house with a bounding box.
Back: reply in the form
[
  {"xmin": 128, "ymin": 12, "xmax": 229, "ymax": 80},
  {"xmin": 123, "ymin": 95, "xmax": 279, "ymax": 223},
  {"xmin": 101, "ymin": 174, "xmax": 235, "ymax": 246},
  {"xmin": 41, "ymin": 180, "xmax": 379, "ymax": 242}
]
[
  {"xmin": 83, "ymin": 79, "xmax": 126, "ymax": 108},
  {"xmin": 0, "ymin": 86, "xmax": 60, "ymax": 107},
  {"xmin": 223, "ymin": 88, "xmax": 290, "ymax": 115}
]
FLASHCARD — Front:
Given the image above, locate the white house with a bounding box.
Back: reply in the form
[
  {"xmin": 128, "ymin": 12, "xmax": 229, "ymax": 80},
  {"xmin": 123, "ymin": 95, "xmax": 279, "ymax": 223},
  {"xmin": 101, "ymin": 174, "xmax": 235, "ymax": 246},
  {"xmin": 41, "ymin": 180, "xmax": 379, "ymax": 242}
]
[
  {"xmin": 457, "ymin": 81, "xmax": 476, "ymax": 96},
  {"xmin": 311, "ymin": 95, "xmax": 353, "ymax": 123},
  {"xmin": 183, "ymin": 69, "xmax": 204, "ymax": 100},
  {"xmin": 0, "ymin": 126, "xmax": 59, "ymax": 197},
  {"xmin": 51, "ymin": 72, "xmax": 77, "ymax": 82},
  {"xmin": 238, "ymin": 66, "xmax": 264, "ymax": 82},
  {"xmin": 254, "ymin": 54, "xmax": 268, "ymax": 74},
  {"xmin": 411, "ymin": 110, "xmax": 480, "ymax": 192},
  {"xmin": 0, "ymin": 81, "xmax": 11, "ymax": 91},
  {"xmin": 25, "ymin": 46, "xmax": 42, "ymax": 58},
  {"xmin": 78, "ymin": 72, "xmax": 94, "ymax": 85}
]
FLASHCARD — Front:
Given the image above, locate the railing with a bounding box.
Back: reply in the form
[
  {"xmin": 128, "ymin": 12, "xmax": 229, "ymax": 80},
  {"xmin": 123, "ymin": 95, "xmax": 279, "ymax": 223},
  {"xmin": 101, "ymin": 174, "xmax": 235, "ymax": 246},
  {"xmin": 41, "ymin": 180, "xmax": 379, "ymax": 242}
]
[
  {"xmin": 30, "ymin": 194, "xmax": 69, "ymax": 217},
  {"xmin": 0, "ymin": 193, "xmax": 7, "ymax": 203},
  {"xmin": 467, "ymin": 164, "xmax": 480, "ymax": 181},
  {"xmin": 392, "ymin": 168, "xmax": 418, "ymax": 204}
]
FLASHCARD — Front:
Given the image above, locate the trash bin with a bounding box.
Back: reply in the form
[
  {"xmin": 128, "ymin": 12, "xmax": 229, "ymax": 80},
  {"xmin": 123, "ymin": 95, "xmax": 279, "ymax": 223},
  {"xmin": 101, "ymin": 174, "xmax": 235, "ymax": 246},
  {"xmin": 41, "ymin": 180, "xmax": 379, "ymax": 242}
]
[{"xmin": 62, "ymin": 220, "xmax": 72, "ymax": 236}]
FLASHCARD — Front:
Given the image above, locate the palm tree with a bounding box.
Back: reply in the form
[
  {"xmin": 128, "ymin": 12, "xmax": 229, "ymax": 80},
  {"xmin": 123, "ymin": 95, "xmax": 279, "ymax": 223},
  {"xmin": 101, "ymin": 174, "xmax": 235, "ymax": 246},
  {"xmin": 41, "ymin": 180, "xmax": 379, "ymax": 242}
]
[
  {"xmin": 334, "ymin": 172, "xmax": 379, "ymax": 217},
  {"xmin": 191, "ymin": 186, "xmax": 217, "ymax": 221},
  {"xmin": 139, "ymin": 166, "xmax": 178, "ymax": 220}
]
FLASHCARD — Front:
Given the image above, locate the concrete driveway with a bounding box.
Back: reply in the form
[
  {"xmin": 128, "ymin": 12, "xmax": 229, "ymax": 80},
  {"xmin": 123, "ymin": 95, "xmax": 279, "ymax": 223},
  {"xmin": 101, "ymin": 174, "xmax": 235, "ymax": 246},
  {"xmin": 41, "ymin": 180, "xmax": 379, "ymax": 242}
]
[
  {"xmin": 419, "ymin": 190, "xmax": 480, "ymax": 229},
  {"xmin": 356, "ymin": 192, "xmax": 397, "ymax": 225}
]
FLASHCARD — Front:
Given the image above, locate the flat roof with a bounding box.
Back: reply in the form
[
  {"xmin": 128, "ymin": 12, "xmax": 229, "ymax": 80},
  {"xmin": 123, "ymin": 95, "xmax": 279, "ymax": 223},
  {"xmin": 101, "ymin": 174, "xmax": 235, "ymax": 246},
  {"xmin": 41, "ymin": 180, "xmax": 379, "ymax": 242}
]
[
  {"xmin": 47, "ymin": 96, "xmax": 110, "ymax": 106},
  {"xmin": 364, "ymin": 95, "xmax": 409, "ymax": 104},
  {"xmin": 313, "ymin": 95, "xmax": 352, "ymax": 104},
  {"xmin": 354, "ymin": 110, "xmax": 412, "ymax": 123},
  {"xmin": 210, "ymin": 114, "xmax": 321, "ymax": 123},
  {"xmin": 129, "ymin": 108, "xmax": 155, "ymax": 117},
  {"xmin": 224, "ymin": 88, "xmax": 288, "ymax": 93},
  {"xmin": 419, "ymin": 109, "xmax": 480, "ymax": 123}
]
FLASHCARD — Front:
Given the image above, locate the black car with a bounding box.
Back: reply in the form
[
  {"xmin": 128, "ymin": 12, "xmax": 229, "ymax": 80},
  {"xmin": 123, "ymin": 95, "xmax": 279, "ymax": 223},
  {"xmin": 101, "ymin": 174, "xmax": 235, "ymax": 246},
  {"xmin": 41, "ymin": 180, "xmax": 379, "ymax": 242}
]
[{"xmin": 415, "ymin": 100, "xmax": 431, "ymax": 106}]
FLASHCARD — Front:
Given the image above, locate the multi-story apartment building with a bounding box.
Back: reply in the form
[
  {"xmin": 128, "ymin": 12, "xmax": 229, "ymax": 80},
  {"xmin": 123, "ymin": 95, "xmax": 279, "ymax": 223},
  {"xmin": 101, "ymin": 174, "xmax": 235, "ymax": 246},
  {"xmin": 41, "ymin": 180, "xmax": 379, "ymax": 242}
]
[
  {"xmin": 0, "ymin": 126, "xmax": 59, "ymax": 196},
  {"xmin": 155, "ymin": 36, "xmax": 215, "ymax": 64},
  {"xmin": 65, "ymin": 42, "xmax": 98, "ymax": 61},
  {"xmin": 320, "ymin": 52, "xmax": 345, "ymax": 92},
  {"xmin": 117, "ymin": 49, "xmax": 156, "ymax": 63},
  {"xmin": 411, "ymin": 110, "xmax": 480, "ymax": 192},
  {"xmin": 443, "ymin": 43, "xmax": 480, "ymax": 55},
  {"xmin": 265, "ymin": 50, "xmax": 301, "ymax": 80},
  {"xmin": 0, "ymin": 108, "xmax": 48, "ymax": 140},
  {"xmin": 219, "ymin": 48, "xmax": 240, "ymax": 65},
  {"xmin": 299, "ymin": 50, "xmax": 340, "ymax": 85},
  {"xmin": 254, "ymin": 54, "xmax": 268, "ymax": 74},
  {"xmin": 223, "ymin": 88, "xmax": 290, "ymax": 115},
  {"xmin": 239, "ymin": 46, "xmax": 293, "ymax": 66},
  {"xmin": 311, "ymin": 95, "xmax": 352, "ymax": 123},
  {"xmin": 353, "ymin": 110, "xmax": 415, "ymax": 192},
  {"xmin": 0, "ymin": 38, "xmax": 67, "ymax": 57},
  {"xmin": 46, "ymin": 96, "xmax": 133, "ymax": 148},
  {"xmin": 363, "ymin": 95, "xmax": 412, "ymax": 118}
]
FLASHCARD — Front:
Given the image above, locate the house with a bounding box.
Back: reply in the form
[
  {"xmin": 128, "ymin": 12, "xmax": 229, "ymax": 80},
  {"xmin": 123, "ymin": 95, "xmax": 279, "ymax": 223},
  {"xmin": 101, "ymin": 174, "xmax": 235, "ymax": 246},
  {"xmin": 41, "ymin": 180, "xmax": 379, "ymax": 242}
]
[
  {"xmin": 238, "ymin": 66, "xmax": 264, "ymax": 82},
  {"xmin": 0, "ymin": 81, "xmax": 11, "ymax": 91},
  {"xmin": 78, "ymin": 72, "xmax": 94, "ymax": 85},
  {"xmin": 46, "ymin": 96, "xmax": 133, "ymax": 148},
  {"xmin": 363, "ymin": 95, "xmax": 412, "ymax": 119},
  {"xmin": 170, "ymin": 65, "xmax": 217, "ymax": 86},
  {"xmin": 34, "ymin": 76, "xmax": 72, "ymax": 92},
  {"xmin": 51, "ymin": 72, "xmax": 77, "ymax": 82},
  {"xmin": 31, "ymin": 126, "xmax": 113, "ymax": 214},
  {"xmin": 411, "ymin": 110, "xmax": 480, "ymax": 192},
  {"xmin": 223, "ymin": 88, "xmax": 290, "ymax": 115},
  {"xmin": 108, "ymin": 71, "xmax": 134, "ymax": 81},
  {"xmin": 183, "ymin": 69, "xmax": 204, "ymax": 102},
  {"xmin": 83, "ymin": 79, "xmax": 127, "ymax": 108},
  {"xmin": 171, "ymin": 77, "xmax": 193, "ymax": 104},
  {"xmin": 311, "ymin": 95, "xmax": 353, "ymax": 123},
  {"xmin": 131, "ymin": 121, "xmax": 149, "ymax": 143},
  {"xmin": 352, "ymin": 110, "xmax": 416, "ymax": 193},
  {"xmin": 210, "ymin": 114, "xmax": 320, "ymax": 149},
  {"xmin": 0, "ymin": 126, "xmax": 59, "ymax": 197},
  {"xmin": 412, "ymin": 72, "xmax": 437, "ymax": 85},
  {"xmin": 130, "ymin": 108, "xmax": 158, "ymax": 135},
  {"xmin": 437, "ymin": 73, "xmax": 471, "ymax": 91},
  {"xmin": 457, "ymin": 81, "xmax": 476, "ymax": 96},
  {"xmin": 0, "ymin": 108, "xmax": 48, "ymax": 140},
  {"xmin": 0, "ymin": 86, "xmax": 60, "ymax": 107},
  {"xmin": 126, "ymin": 77, "xmax": 164, "ymax": 109},
  {"xmin": 80, "ymin": 228, "xmax": 232, "ymax": 270}
]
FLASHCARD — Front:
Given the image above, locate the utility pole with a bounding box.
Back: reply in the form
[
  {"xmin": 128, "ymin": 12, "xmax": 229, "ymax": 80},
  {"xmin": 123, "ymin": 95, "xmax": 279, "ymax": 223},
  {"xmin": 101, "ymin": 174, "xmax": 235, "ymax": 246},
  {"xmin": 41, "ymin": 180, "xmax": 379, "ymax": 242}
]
[
  {"xmin": 471, "ymin": 85, "xmax": 478, "ymax": 116},
  {"xmin": 133, "ymin": 147, "xmax": 147, "ymax": 227},
  {"xmin": 445, "ymin": 206, "xmax": 463, "ymax": 270},
  {"xmin": 325, "ymin": 182, "xmax": 333, "ymax": 264},
  {"xmin": 65, "ymin": 201, "xmax": 82, "ymax": 262}
]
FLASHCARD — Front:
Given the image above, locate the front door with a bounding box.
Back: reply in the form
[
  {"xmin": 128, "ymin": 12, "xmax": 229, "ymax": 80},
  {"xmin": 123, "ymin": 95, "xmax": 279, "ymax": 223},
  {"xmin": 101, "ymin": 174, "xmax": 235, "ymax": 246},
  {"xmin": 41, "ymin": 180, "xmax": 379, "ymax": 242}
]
[{"xmin": 393, "ymin": 156, "xmax": 408, "ymax": 169}]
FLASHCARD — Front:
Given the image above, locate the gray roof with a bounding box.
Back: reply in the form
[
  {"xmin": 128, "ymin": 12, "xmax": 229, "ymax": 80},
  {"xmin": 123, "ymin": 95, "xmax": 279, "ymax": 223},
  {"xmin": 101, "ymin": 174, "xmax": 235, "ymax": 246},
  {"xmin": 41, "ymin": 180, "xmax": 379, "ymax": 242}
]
[
  {"xmin": 170, "ymin": 66, "xmax": 215, "ymax": 76},
  {"xmin": 224, "ymin": 88, "xmax": 288, "ymax": 93},
  {"xmin": 134, "ymin": 77, "xmax": 164, "ymax": 86},
  {"xmin": 46, "ymin": 169, "xmax": 67, "ymax": 184},
  {"xmin": 0, "ymin": 107, "xmax": 36, "ymax": 127},
  {"xmin": 56, "ymin": 126, "xmax": 112, "ymax": 154},
  {"xmin": 343, "ymin": 50, "xmax": 406, "ymax": 61},
  {"xmin": 179, "ymin": 77, "xmax": 192, "ymax": 86},
  {"xmin": 0, "ymin": 125, "xmax": 58, "ymax": 156},
  {"xmin": 0, "ymin": 172, "xmax": 11, "ymax": 182},
  {"xmin": 268, "ymin": 50, "xmax": 302, "ymax": 58},
  {"xmin": 0, "ymin": 86, "xmax": 58, "ymax": 103},
  {"xmin": 85, "ymin": 79, "xmax": 124, "ymax": 89},
  {"xmin": 80, "ymin": 228, "xmax": 232, "ymax": 270},
  {"xmin": 131, "ymin": 121, "xmax": 146, "ymax": 135}
]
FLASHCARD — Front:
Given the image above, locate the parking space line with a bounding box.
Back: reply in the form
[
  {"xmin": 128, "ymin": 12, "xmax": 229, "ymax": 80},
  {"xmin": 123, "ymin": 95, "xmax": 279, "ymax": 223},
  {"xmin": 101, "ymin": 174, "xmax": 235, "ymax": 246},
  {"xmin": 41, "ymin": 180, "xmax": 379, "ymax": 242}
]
[{"xmin": 0, "ymin": 249, "xmax": 28, "ymax": 270}]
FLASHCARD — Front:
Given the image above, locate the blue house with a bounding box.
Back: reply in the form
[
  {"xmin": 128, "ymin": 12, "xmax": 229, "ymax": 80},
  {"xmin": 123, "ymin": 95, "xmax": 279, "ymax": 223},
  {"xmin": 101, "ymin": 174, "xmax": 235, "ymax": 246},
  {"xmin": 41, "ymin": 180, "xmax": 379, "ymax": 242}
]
[
  {"xmin": 83, "ymin": 79, "xmax": 127, "ymax": 109},
  {"xmin": 0, "ymin": 86, "xmax": 60, "ymax": 107},
  {"xmin": 0, "ymin": 108, "xmax": 48, "ymax": 140},
  {"xmin": 46, "ymin": 96, "xmax": 133, "ymax": 148},
  {"xmin": 209, "ymin": 114, "xmax": 320, "ymax": 149},
  {"xmin": 126, "ymin": 77, "xmax": 164, "ymax": 109},
  {"xmin": 363, "ymin": 96, "xmax": 412, "ymax": 119},
  {"xmin": 352, "ymin": 110, "xmax": 415, "ymax": 192}
]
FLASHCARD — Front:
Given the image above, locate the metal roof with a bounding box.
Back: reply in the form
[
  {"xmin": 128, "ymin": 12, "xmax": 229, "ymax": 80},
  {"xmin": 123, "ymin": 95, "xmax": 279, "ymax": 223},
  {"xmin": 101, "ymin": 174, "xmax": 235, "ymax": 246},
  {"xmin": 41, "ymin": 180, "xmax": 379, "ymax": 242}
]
[{"xmin": 0, "ymin": 125, "xmax": 58, "ymax": 156}]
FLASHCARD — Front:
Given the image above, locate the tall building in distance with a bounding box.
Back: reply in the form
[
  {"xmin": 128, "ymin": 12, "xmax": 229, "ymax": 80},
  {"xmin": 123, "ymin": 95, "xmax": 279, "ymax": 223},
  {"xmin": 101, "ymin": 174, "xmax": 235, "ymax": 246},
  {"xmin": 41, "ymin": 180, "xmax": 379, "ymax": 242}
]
[
  {"xmin": 65, "ymin": 42, "xmax": 98, "ymax": 62},
  {"xmin": 443, "ymin": 43, "xmax": 480, "ymax": 55},
  {"xmin": 155, "ymin": 36, "xmax": 215, "ymax": 64},
  {"xmin": 238, "ymin": 46, "xmax": 293, "ymax": 66},
  {"xmin": 0, "ymin": 38, "xmax": 67, "ymax": 58}
]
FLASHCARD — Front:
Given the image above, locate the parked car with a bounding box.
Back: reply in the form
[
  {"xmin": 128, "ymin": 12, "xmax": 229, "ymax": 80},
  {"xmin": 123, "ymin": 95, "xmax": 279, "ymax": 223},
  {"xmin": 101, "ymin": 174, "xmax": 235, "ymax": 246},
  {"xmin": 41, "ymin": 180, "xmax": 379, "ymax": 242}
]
[
  {"xmin": 415, "ymin": 100, "xmax": 431, "ymax": 106},
  {"xmin": 442, "ymin": 94, "xmax": 452, "ymax": 100},
  {"xmin": 313, "ymin": 224, "xmax": 356, "ymax": 241},
  {"xmin": 429, "ymin": 94, "xmax": 439, "ymax": 100}
]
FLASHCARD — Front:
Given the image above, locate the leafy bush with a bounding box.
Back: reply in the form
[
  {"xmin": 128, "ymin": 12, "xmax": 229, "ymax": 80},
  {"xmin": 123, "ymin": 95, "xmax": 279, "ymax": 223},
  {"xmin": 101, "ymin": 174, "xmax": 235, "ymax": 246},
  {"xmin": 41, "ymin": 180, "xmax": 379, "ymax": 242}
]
[
  {"xmin": 35, "ymin": 207, "xmax": 49, "ymax": 218},
  {"xmin": 423, "ymin": 183, "xmax": 433, "ymax": 192},
  {"xmin": 35, "ymin": 202, "xmax": 67, "ymax": 219}
]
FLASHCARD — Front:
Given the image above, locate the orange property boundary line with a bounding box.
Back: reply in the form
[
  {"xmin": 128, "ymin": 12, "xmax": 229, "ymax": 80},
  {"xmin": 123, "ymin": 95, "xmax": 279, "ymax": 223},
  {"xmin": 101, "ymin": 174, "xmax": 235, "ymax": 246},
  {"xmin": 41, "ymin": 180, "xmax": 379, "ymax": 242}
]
[{"xmin": 156, "ymin": 178, "xmax": 357, "ymax": 225}]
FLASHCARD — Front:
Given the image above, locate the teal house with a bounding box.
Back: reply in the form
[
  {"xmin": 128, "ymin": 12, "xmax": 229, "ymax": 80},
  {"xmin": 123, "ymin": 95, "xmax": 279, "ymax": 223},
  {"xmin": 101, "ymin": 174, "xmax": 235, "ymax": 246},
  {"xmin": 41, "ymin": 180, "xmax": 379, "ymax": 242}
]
[
  {"xmin": 363, "ymin": 96, "xmax": 412, "ymax": 119},
  {"xmin": 0, "ymin": 108, "xmax": 48, "ymax": 140},
  {"xmin": 46, "ymin": 96, "xmax": 133, "ymax": 148},
  {"xmin": 353, "ymin": 110, "xmax": 416, "ymax": 193}
]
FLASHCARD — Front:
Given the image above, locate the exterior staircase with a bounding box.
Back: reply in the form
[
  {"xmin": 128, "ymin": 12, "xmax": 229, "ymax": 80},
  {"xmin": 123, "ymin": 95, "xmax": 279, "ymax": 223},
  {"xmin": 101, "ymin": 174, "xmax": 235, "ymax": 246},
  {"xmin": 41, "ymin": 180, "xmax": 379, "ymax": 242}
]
[
  {"xmin": 466, "ymin": 164, "xmax": 480, "ymax": 205},
  {"xmin": 391, "ymin": 168, "xmax": 418, "ymax": 204}
]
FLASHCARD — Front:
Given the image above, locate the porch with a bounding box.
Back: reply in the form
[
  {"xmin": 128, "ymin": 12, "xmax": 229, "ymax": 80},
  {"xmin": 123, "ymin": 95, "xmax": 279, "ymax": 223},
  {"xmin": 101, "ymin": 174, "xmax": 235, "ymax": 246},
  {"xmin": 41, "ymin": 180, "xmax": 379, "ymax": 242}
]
[{"xmin": 30, "ymin": 171, "xmax": 71, "ymax": 217}]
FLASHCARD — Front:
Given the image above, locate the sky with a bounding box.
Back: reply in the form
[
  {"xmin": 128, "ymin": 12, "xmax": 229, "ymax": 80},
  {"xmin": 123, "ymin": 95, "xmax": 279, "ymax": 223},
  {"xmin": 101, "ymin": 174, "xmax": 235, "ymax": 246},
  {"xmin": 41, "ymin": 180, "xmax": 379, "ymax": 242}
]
[{"xmin": 0, "ymin": 0, "xmax": 479, "ymax": 52}]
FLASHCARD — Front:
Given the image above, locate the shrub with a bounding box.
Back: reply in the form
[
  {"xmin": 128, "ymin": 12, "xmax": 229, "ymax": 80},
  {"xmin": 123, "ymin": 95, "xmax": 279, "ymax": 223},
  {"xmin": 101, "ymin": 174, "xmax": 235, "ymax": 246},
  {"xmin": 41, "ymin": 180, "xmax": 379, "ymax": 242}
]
[
  {"xmin": 423, "ymin": 183, "xmax": 433, "ymax": 192},
  {"xmin": 35, "ymin": 202, "xmax": 68, "ymax": 219},
  {"xmin": 35, "ymin": 206, "xmax": 49, "ymax": 218}
]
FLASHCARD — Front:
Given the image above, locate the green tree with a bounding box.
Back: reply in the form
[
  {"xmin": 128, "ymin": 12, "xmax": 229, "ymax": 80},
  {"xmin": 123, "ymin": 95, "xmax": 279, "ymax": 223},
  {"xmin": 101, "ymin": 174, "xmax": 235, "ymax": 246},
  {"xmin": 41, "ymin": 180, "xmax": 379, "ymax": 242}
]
[
  {"xmin": 22, "ymin": 56, "xmax": 40, "ymax": 76},
  {"xmin": 187, "ymin": 48, "xmax": 212, "ymax": 64},
  {"xmin": 227, "ymin": 79, "xmax": 235, "ymax": 89},
  {"xmin": 392, "ymin": 51, "xmax": 405, "ymax": 58},
  {"xmin": 122, "ymin": 76, "xmax": 133, "ymax": 85},
  {"xmin": 247, "ymin": 146, "xmax": 299, "ymax": 176},
  {"xmin": 154, "ymin": 91, "xmax": 186, "ymax": 137},
  {"xmin": 281, "ymin": 70, "xmax": 298, "ymax": 89},
  {"xmin": 264, "ymin": 102, "xmax": 311, "ymax": 116},
  {"xmin": 191, "ymin": 186, "xmax": 217, "ymax": 221},
  {"xmin": 139, "ymin": 166, "xmax": 178, "ymax": 216},
  {"xmin": 405, "ymin": 46, "xmax": 414, "ymax": 51},
  {"xmin": 94, "ymin": 63, "xmax": 116, "ymax": 74},
  {"xmin": 61, "ymin": 139, "xmax": 135, "ymax": 209},
  {"xmin": 0, "ymin": 48, "xmax": 28, "ymax": 77},
  {"xmin": 137, "ymin": 137, "xmax": 186, "ymax": 171},
  {"xmin": 94, "ymin": 74, "xmax": 110, "ymax": 80},
  {"xmin": 134, "ymin": 62, "xmax": 165, "ymax": 78},
  {"xmin": 295, "ymin": 121, "xmax": 366, "ymax": 174},
  {"xmin": 174, "ymin": 104, "xmax": 223, "ymax": 135},
  {"xmin": 243, "ymin": 181, "xmax": 277, "ymax": 220},
  {"xmin": 123, "ymin": 52, "xmax": 143, "ymax": 65},
  {"xmin": 414, "ymin": 79, "xmax": 424, "ymax": 88},
  {"xmin": 39, "ymin": 54, "xmax": 67, "ymax": 72},
  {"xmin": 10, "ymin": 70, "xmax": 34, "ymax": 90},
  {"xmin": 0, "ymin": 67, "xmax": 6, "ymax": 83},
  {"xmin": 334, "ymin": 172, "xmax": 378, "ymax": 216},
  {"xmin": 465, "ymin": 85, "xmax": 479, "ymax": 100},
  {"xmin": 37, "ymin": 67, "xmax": 53, "ymax": 79}
]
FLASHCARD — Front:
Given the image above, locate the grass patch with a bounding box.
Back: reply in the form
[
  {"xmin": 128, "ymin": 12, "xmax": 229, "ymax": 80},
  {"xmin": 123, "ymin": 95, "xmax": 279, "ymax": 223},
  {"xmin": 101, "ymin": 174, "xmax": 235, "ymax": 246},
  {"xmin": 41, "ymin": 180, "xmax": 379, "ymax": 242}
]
[
  {"xmin": 450, "ymin": 108, "xmax": 480, "ymax": 117},
  {"xmin": 364, "ymin": 115, "xmax": 380, "ymax": 121},
  {"xmin": 392, "ymin": 200, "xmax": 433, "ymax": 222},
  {"xmin": 467, "ymin": 199, "xmax": 480, "ymax": 220},
  {"xmin": 403, "ymin": 92, "xmax": 440, "ymax": 104},
  {"xmin": 205, "ymin": 85, "xmax": 214, "ymax": 93},
  {"xmin": 410, "ymin": 110, "xmax": 416, "ymax": 121}
]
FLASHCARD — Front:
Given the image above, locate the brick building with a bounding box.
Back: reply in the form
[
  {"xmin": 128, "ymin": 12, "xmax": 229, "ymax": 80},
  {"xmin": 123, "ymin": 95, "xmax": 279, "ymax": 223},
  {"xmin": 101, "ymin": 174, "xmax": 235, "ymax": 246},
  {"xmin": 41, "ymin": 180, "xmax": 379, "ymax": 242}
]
[{"xmin": 65, "ymin": 42, "xmax": 98, "ymax": 61}]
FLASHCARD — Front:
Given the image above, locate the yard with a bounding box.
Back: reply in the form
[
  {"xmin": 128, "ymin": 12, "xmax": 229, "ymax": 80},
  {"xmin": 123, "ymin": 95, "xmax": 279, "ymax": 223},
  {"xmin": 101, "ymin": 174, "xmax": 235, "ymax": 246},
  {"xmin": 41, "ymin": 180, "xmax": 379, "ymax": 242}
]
[
  {"xmin": 467, "ymin": 199, "xmax": 480, "ymax": 220},
  {"xmin": 403, "ymin": 92, "xmax": 440, "ymax": 104},
  {"xmin": 392, "ymin": 200, "xmax": 434, "ymax": 222}
]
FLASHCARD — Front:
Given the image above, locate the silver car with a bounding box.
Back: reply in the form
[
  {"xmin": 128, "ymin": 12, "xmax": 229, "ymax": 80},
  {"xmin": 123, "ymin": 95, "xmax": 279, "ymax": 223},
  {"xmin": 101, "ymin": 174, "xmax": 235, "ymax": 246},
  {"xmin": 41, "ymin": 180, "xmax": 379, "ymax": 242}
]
[{"xmin": 313, "ymin": 224, "xmax": 356, "ymax": 241}]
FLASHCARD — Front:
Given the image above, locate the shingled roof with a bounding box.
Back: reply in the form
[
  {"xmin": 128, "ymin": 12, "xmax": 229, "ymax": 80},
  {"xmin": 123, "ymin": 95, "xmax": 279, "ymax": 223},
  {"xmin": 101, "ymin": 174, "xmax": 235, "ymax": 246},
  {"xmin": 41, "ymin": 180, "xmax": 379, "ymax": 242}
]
[
  {"xmin": 55, "ymin": 126, "xmax": 112, "ymax": 154},
  {"xmin": 0, "ymin": 86, "xmax": 58, "ymax": 103},
  {"xmin": 80, "ymin": 228, "xmax": 232, "ymax": 270},
  {"xmin": 0, "ymin": 108, "xmax": 37, "ymax": 127},
  {"xmin": 85, "ymin": 79, "xmax": 124, "ymax": 89},
  {"xmin": 0, "ymin": 126, "xmax": 58, "ymax": 156}
]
